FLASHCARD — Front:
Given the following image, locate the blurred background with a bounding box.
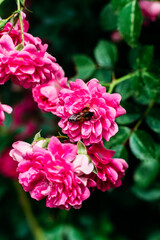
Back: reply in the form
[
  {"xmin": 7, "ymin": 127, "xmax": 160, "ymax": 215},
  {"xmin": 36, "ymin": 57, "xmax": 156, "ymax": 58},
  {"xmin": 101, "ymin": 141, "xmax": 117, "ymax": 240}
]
[{"xmin": 0, "ymin": 0, "xmax": 160, "ymax": 239}]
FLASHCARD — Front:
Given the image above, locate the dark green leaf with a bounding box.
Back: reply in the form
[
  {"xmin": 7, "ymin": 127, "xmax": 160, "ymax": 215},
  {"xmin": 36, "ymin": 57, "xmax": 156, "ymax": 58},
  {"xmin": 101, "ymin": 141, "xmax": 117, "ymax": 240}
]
[
  {"xmin": 118, "ymin": 1, "xmax": 142, "ymax": 47},
  {"xmin": 104, "ymin": 127, "xmax": 131, "ymax": 148},
  {"xmin": 129, "ymin": 130, "xmax": 156, "ymax": 162},
  {"xmin": 110, "ymin": 144, "xmax": 128, "ymax": 161},
  {"xmin": 129, "ymin": 45, "xmax": 154, "ymax": 70},
  {"xmin": 73, "ymin": 54, "xmax": 96, "ymax": 80},
  {"xmin": 146, "ymin": 107, "xmax": 160, "ymax": 134},
  {"xmin": 116, "ymin": 101, "xmax": 141, "ymax": 125},
  {"xmin": 141, "ymin": 71, "xmax": 160, "ymax": 99},
  {"xmin": 94, "ymin": 40, "xmax": 117, "ymax": 68},
  {"xmin": 132, "ymin": 186, "xmax": 160, "ymax": 201},
  {"xmin": 115, "ymin": 76, "xmax": 136, "ymax": 101},
  {"xmin": 93, "ymin": 69, "xmax": 112, "ymax": 85},
  {"xmin": 134, "ymin": 160, "xmax": 159, "ymax": 189},
  {"xmin": 111, "ymin": 0, "xmax": 132, "ymax": 11},
  {"xmin": 100, "ymin": 4, "xmax": 117, "ymax": 31}
]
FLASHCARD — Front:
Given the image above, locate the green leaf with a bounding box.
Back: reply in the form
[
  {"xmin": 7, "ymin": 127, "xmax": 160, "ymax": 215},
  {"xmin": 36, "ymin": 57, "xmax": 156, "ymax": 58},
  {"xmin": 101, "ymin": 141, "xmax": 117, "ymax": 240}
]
[
  {"xmin": 129, "ymin": 45, "xmax": 154, "ymax": 70},
  {"xmin": 92, "ymin": 69, "xmax": 112, "ymax": 85},
  {"xmin": 104, "ymin": 126, "xmax": 131, "ymax": 148},
  {"xmin": 116, "ymin": 101, "xmax": 141, "ymax": 125},
  {"xmin": 129, "ymin": 130, "xmax": 156, "ymax": 162},
  {"xmin": 73, "ymin": 54, "xmax": 96, "ymax": 80},
  {"xmin": 115, "ymin": 76, "xmax": 135, "ymax": 100},
  {"xmin": 132, "ymin": 186, "xmax": 160, "ymax": 201},
  {"xmin": 100, "ymin": 4, "xmax": 117, "ymax": 31},
  {"xmin": 33, "ymin": 131, "xmax": 42, "ymax": 142},
  {"xmin": 134, "ymin": 160, "xmax": 159, "ymax": 189},
  {"xmin": 118, "ymin": 1, "xmax": 142, "ymax": 47},
  {"xmin": 0, "ymin": 19, "xmax": 8, "ymax": 30},
  {"xmin": 141, "ymin": 71, "xmax": 160, "ymax": 99},
  {"xmin": 111, "ymin": 0, "xmax": 132, "ymax": 11},
  {"xmin": 110, "ymin": 144, "xmax": 128, "ymax": 161},
  {"xmin": 145, "ymin": 107, "xmax": 160, "ymax": 134},
  {"xmin": 77, "ymin": 141, "xmax": 87, "ymax": 155},
  {"xmin": 94, "ymin": 40, "xmax": 117, "ymax": 68}
]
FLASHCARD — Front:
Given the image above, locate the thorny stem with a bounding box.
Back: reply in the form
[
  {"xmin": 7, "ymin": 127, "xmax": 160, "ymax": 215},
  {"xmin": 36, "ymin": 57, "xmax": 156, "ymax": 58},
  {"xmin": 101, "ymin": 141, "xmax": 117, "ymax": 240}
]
[
  {"xmin": 14, "ymin": 181, "xmax": 46, "ymax": 240},
  {"xmin": 123, "ymin": 100, "xmax": 155, "ymax": 146},
  {"xmin": 16, "ymin": 0, "xmax": 24, "ymax": 46}
]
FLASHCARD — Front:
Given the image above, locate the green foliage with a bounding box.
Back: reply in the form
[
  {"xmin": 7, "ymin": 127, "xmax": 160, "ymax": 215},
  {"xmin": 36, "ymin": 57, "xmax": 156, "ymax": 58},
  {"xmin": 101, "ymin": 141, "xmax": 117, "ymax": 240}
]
[
  {"xmin": 100, "ymin": 4, "xmax": 117, "ymax": 31},
  {"xmin": 134, "ymin": 160, "xmax": 159, "ymax": 188},
  {"xmin": 145, "ymin": 107, "xmax": 160, "ymax": 133},
  {"xmin": 94, "ymin": 40, "xmax": 118, "ymax": 68},
  {"xmin": 118, "ymin": 1, "xmax": 142, "ymax": 47},
  {"xmin": 129, "ymin": 130, "xmax": 156, "ymax": 162},
  {"xmin": 73, "ymin": 54, "xmax": 96, "ymax": 80}
]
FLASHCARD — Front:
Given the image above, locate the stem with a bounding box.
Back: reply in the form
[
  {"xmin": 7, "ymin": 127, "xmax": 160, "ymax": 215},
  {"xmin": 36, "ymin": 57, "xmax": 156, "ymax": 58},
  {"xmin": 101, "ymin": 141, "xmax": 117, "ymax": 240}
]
[
  {"xmin": 14, "ymin": 181, "xmax": 46, "ymax": 240},
  {"xmin": 108, "ymin": 72, "xmax": 135, "ymax": 94},
  {"xmin": 16, "ymin": 0, "xmax": 24, "ymax": 46}
]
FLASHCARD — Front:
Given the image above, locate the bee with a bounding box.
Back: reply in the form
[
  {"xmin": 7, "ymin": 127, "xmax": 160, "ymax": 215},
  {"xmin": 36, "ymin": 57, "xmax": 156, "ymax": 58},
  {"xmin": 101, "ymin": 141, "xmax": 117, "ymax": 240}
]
[{"xmin": 68, "ymin": 107, "xmax": 94, "ymax": 123}]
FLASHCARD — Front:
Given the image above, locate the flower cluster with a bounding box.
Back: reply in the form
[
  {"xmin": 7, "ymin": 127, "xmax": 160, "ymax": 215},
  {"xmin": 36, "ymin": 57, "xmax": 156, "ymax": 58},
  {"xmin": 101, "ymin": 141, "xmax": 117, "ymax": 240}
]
[
  {"xmin": 0, "ymin": 10, "xmax": 128, "ymax": 210},
  {"xmin": 10, "ymin": 137, "xmax": 128, "ymax": 210},
  {"xmin": 0, "ymin": 13, "xmax": 64, "ymax": 88}
]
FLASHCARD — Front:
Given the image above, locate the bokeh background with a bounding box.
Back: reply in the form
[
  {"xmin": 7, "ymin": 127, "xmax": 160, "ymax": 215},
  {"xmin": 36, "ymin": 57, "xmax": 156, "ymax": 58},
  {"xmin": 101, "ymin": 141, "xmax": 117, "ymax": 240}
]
[{"xmin": 0, "ymin": 0, "xmax": 160, "ymax": 239}]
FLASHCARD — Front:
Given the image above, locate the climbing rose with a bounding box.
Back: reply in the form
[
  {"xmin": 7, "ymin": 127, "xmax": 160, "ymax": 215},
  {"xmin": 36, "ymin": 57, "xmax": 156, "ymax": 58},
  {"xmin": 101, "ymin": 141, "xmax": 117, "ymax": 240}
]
[
  {"xmin": 0, "ymin": 102, "xmax": 12, "ymax": 126},
  {"xmin": 10, "ymin": 137, "xmax": 94, "ymax": 210},
  {"xmin": 0, "ymin": 35, "xmax": 60, "ymax": 88},
  {"xmin": 32, "ymin": 67, "xmax": 68, "ymax": 114},
  {"xmin": 87, "ymin": 142, "xmax": 128, "ymax": 191},
  {"xmin": 139, "ymin": 1, "xmax": 160, "ymax": 22},
  {"xmin": 56, "ymin": 78, "xmax": 126, "ymax": 145},
  {"xmin": 0, "ymin": 148, "xmax": 18, "ymax": 179}
]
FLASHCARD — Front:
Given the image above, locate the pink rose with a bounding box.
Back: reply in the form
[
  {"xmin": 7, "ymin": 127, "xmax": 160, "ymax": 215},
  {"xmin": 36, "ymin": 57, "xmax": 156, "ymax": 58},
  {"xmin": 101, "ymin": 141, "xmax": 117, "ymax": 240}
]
[
  {"xmin": 56, "ymin": 78, "xmax": 126, "ymax": 145},
  {"xmin": 88, "ymin": 142, "xmax": 128, "ymax": 191},
  {"xmin": 32, "ymin": 67, "xmax": 68, "ymax": 114},
  {"xmin": 0, "ymin": 35, "xmax": 60, "ymax": 88},
  {"xmin": 10, "ymin": 137, "xmax": 93, "ymax": 210}
]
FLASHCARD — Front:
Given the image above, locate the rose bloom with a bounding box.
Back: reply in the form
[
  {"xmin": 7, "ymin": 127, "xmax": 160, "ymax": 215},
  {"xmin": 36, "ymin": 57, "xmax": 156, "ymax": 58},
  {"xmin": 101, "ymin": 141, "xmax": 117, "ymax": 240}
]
[
  {"xmin": 0, "ymin": 12, "xmax": 41, "ymax": 48},
  {"xmin": 87, "ymin": 142, "xmax": 128, "ymax": 191},
  {"xmin": 0, "ymin": 35, "xmax": 60, "ymax": 88},
  {"xmin": 32, "ymin": 67, "xmax": 68, "ymax": 114},
  {"xmin": 56, "ymin": 78, "xmax": 126, "ymax": 145},
  {"xmin": 0, "ymin": 148, "xmax": 18, "ymax": 179},
  {"xmin": 0, "ymin": 102, "xmax": 12, "ymax": 126},
  {"xmin": 139, "ymin": 1, "xmax": 160, "ymax": 22},
  {"xmin": 10, "ymin": 137, "xmax": 94, "ymax": 210}
]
